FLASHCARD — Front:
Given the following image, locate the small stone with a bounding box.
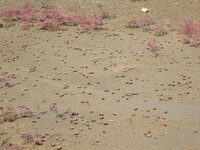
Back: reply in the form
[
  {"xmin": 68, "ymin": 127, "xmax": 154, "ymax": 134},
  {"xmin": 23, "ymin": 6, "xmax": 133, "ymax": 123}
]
[
  {"xmin": 56, "ymin": 146, "xmax": 62, "ymax": 150},
  {"xmin": 74, "ymin": 132, "xmax": 79, "ymax": 136},
  {"xmin": 109, "ymin": 119, "xmax": 115, "ymax": 122},
  {"xmin": 112, "ymin": 113, "xmax": 117, "ymax": 116},
  {"xmin": 96, "ymin": 140, "xmax": 100, "ymax": 143},
  {"xmin": 141, "ymin": 8, "xmax": 149, "ymax": 13},
  {"xmin": 144, "ymin": 131, "xmax": 152, "ymax": 138},
  {"xmin": 24, "ymin": 88, "xmax": 29, "ymax": 91},
  {"xmin": 51, "ymin": 143, "xmax": 56, "ymax": 147}
]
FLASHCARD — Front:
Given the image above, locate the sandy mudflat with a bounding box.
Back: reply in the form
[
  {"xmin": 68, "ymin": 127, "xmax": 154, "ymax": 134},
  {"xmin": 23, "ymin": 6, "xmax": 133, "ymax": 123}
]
[{"xmin": 0, "ymin": 0, "xmax": 200, "ymax": 150}]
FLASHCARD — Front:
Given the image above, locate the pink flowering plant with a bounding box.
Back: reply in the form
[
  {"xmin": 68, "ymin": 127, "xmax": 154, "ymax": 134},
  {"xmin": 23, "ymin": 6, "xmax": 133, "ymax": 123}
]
[
  {"xmin": 21, "ymin": 132, "xmax": 45, "ymax": 145},
  {"xmin": 147, "ymin": 38, "xmax": 159, "ymax": 57},
  {"xmin": 0, "ymin": 8, "xmax": 20, "ymax": 21},
  {"xmin": 0, "ymin": 1, "xmax": 106, "ymax": 32},
  {"xmin": 182, "ymin": 19, "xmax": 200, "ymax": 47},
  {"xmin": 0, "ymin": 106, "xmax": 17, "ymax": 122},
  {"xmin": 127, "ymin": 17, "xmax": 155, "ymax": 29},
  {"xmin": 19, "ymin": 105, "xmax": 33, "ymax": 117}
]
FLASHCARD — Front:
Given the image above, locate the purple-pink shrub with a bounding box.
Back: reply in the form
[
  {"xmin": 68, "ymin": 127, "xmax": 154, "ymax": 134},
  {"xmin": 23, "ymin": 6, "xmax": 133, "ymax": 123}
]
[
  {"xmin": 182, "ymin": 20, "xmax": 200, "ymax": 47},
  {"xmin": 182, "ymin": 35, "xmax": 190, "ymax": 44},
  {"xmin": 0, "ymin": 75, "xmax": 10, "ymax": 83},
  {"xmin": 0, "ymin": 8, "xmax": 20, "ymax": 21},
  {"xmin": 51, "ymin": 9, "xmax": 65, "ymax": 23},
  {"xmin": 126, "ymin": 19, "xmax": 137, "ymax": 28},
  {"xmin": 0, "ymin": 3, "xmax": 106, "ymax": 32},
  {"xmin": 65, "ymin": 10, "xmax": 83, "ymax": 26},
  {"xmin": 190, "ymin": 37, "xmax": 200, "ymax": 47},
  {"xmin": 49, "ymin": 103, "xmax": 58, "ymax": 113},
  {"xmin": 147, "ymin": 38, "xmax": 158, "ymax": 56},
  {"xmin": 1, "ymin": 105, "xmax": 33, "ymax": 122},
  {"xmin": 0, "ymin": 106, "xmax": 17, "ymax": 122},
  {"xmin": 20, "ymin": 1, "xmax": 36, "ymax": 29},
  {"xmin": 183, "ymin": 19, "xmax": 200, "ymax": 36},
  {"xmin": 19, "ymin": 105, "xmax": 33, "ymax": 117},
  {"xmin": 136, "ymin": 17, "xmax": 155, "ymax": 28},
  {"xmin": 36, "ymin": 13, "xmax": 59, "ymax": 30},
  {"xmin": 154, "ymin": 25, "xmax": 166, "ymax": 36},
  {"xmin": 21, "ymin": 133, "xmax": 34, "ymax": 143},
  {"xmin": 0, "ymin": 1, "xmax": 36, "ymax": 29},
  {"xmin": 127, "ymin": 17, "xmax": 155, "ymax": 29},
  {"xmin": 36, "ymin": 8, "xmax": 66, "ymax": 31},
  {"xmin": 21, "ymin": 133, "xmax": 45, "ymax": 145},
  {"xmin": 38, "ymin": 19, "xmax": 60, "ymax": 30},
  {"xmin": 34, "ymin": 134, "xmax": 44, "ymax": 145},
  {"xmin": 79, "ymin": 11, "xmax": 103, "ymax": 32}
]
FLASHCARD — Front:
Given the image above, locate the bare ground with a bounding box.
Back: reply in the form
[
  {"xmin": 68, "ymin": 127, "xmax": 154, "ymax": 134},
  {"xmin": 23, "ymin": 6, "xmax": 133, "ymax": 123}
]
[{"xmin": 0, "ymin": 0, "xmax": 200, "ymax": 150}]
